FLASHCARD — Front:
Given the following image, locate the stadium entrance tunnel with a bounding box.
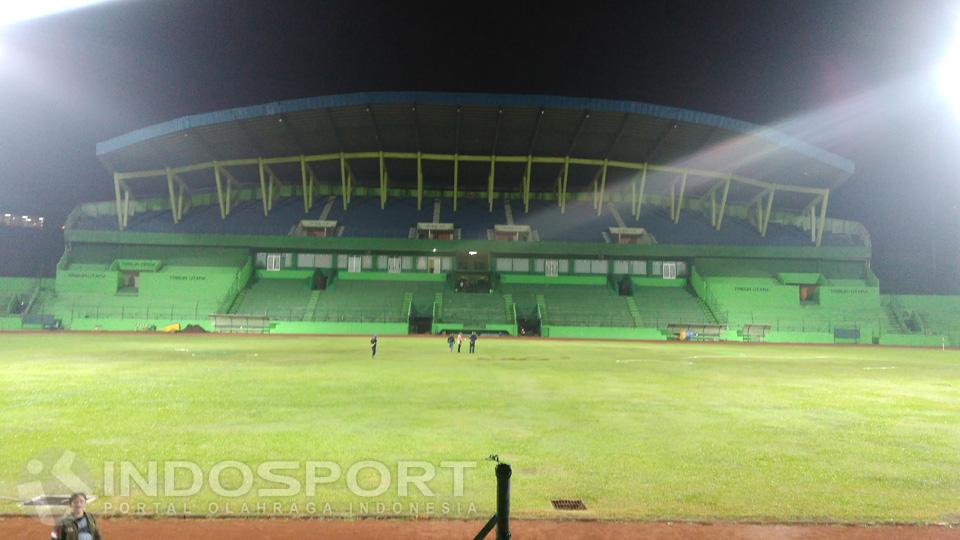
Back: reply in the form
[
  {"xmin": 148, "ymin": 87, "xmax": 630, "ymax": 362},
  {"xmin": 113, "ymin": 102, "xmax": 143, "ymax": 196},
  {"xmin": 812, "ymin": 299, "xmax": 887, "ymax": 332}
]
[
  {"xmin": 408, "ymin": 316, "xmax": 433, "ymax": 334},
  {"xmin": 454, "ymin": 272, "xmax": 492, "ymax": 293},
  {"xmin": 518, "ymin": 318, "xmax": 541, "ymax": 336}
]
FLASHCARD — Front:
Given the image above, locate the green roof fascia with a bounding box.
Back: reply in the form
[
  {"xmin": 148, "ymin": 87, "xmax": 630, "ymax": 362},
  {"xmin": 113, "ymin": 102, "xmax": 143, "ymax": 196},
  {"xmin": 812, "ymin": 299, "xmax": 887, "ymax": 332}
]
[{"xmin": 64, "ymin": 229, "xmax": 871, "ymax": 261}]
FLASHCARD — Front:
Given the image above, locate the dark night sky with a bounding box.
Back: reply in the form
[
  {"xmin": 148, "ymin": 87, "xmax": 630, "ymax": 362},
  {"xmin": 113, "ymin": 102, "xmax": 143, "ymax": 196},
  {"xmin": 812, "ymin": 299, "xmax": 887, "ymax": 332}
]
[{"xmin": 1, "ymin": 0, "xmax": 958, "ymax": 290}]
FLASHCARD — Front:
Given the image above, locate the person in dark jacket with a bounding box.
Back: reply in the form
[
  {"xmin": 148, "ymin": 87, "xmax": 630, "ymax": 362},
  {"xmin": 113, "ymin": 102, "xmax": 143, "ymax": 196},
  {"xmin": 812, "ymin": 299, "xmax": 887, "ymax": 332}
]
[
  {"xmin": 52, "ymin": 492, "xmax": 101, "ymax": 540},
  {"xmin": 370, "ymin": 335, "xmax": 378, "ymax": 358},
  {"xmin": 469, "ymin": 332, "xmax": 478, "ymax": 353},
  {"xmin": 446, "ymin": 333, "xmax": 455, "ymax": 352}
]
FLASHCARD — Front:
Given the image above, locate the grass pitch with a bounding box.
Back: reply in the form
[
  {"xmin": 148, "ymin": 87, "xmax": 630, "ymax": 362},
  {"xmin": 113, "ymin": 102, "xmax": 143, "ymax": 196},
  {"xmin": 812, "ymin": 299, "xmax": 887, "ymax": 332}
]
[{"xmin": 0, "ymin": 333, "xmax": 958, "ymax": 523}]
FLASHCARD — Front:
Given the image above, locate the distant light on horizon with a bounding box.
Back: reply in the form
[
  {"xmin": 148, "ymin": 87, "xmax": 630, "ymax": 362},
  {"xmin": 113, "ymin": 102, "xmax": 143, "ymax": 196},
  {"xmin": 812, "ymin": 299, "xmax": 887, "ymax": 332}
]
[{"xmin": 0, "ymin": 1, "xmax": 115, "ymax": 27}]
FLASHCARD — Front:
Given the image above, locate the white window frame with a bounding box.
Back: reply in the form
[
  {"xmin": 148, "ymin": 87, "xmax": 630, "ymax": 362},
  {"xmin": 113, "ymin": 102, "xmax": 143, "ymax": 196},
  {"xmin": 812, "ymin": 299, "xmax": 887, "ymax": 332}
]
[
  {"xmin": 662, "ymin": 262, "xmax": 677, "ymax": 280},
  {"xmin": 266, "ymin": 254, "xmax": 282, "ymax": 272},
  {"xmin": 347, "ymin": 255, "xmax": 362, "ymax": 273}
]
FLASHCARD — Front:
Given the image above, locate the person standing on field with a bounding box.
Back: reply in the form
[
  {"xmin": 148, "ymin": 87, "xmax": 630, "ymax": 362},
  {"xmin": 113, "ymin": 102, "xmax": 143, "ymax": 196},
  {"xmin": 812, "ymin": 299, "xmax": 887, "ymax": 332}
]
[
  {"xmin": 52, "ymin": 492, "xmax": 101, "ymax": 540},
  {"xmin": 370, "ymin": 335, "xmax": 378, "ymax": 358},
  {"xmin": 447, "ymin": 333, "xmax": 455, "ymax": 352},
  {"xmin": 469, "ymin": 331, "xmax": 478, "ymax": 353},
  {"xmin": 456, "ymin": 332, "xmax": 464, "ymax": 353}
]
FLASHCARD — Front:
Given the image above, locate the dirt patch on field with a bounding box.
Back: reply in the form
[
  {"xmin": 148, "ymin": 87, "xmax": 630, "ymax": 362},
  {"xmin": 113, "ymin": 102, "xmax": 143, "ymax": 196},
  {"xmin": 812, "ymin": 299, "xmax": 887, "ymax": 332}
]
[{"xmin": 1, "ymin": 516, "xmax": 958, "ymax": 539}]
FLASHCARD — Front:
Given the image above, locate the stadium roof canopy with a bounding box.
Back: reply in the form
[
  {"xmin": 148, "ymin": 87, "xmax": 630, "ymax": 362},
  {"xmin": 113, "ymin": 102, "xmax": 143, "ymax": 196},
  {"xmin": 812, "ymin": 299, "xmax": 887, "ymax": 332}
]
[
  {"xmin": 95, "ymin": 92, "xmax": 853, "ymax": 244},
  {"xmin": 98, "ymin": 91, "xmax": 853, "ymax": 189}
]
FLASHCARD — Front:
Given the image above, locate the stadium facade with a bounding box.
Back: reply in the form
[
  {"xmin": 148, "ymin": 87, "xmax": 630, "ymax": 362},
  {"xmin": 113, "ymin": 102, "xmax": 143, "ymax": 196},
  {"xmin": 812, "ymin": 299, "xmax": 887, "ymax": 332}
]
[{"xmin": 0, "ymin": 92, "xmax": 956, "ymax": 346}]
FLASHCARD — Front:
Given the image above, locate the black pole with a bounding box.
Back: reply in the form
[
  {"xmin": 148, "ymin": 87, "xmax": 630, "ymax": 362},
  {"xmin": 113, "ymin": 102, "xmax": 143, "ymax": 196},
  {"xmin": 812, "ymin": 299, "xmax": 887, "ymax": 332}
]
[{"xmin": 495, "ymin": 463, "xmax": 511, "ymax": 540}]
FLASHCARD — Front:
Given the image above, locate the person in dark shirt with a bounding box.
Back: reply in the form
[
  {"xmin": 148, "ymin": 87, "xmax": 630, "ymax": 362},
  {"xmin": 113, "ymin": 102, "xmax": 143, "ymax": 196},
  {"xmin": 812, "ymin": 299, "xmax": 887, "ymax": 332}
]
[
  {"xmin": 469, "ymin": 332, "xmax": 478, "ymax": 353},
  {"xmin": 370, "ymin": 335, "xmax": 378, "ymax": 358},
  {"xmin": 447, "ymin": 333, "xmax": 455, "ymax": 352},
  {"xmin": 52, "ymin": 492, "xmax": 101, "ymax": 540}
]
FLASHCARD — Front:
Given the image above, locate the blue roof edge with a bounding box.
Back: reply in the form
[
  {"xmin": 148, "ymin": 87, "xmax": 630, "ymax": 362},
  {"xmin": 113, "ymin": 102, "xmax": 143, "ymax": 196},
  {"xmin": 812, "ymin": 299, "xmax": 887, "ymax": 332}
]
[{"xmin": 96, "ymin": 91, "xmax": 854, "ymax": 175}]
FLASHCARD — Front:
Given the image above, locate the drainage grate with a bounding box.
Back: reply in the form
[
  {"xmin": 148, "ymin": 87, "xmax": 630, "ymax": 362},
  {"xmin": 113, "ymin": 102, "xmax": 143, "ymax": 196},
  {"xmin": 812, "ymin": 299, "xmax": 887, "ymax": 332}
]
[{"xmin": 551, "ymin": 499, "xmax": 587, "ymax": 511}]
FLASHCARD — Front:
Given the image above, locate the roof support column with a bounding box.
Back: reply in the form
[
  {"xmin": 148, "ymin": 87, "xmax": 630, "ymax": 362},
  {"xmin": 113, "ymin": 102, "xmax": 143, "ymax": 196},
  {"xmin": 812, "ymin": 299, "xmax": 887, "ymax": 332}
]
[
  {"xmin": 166, "ymin": 168, "xmax": 179, "ymax": 224},
  {"xmin": 523, "ymin": 155, "xmax": 532, "ymax": 213},
  {"xmin": 810, "ymin": 203, "xmax": 817, "ymax": 242},
  {"xmin": 761, "ymin": 187, "xmax": 776, "ymax": 237},
  {"xmin": 220, "ymin": 166, "xmax": 240, "ymax": 216},
  {"xmin": 673, "ymin": 169, "xmax": 687, "ymax": 223},
  {"xmin": 113, "ymin": 173, "xmax": 124, "ymax": 230},
  {"xmin": 596, "ymin": 160, "xmax": 608, "ymax": 216},
  {"xmin": 214, "ymin": 162, "xmax": 226, "ymax": 219},
  {"xmin": 488, "ymin": 156, "xmax": 496, "ymax": 212},
  {"xmin": 555, "ymin": 172, "xmax": 562, "ymax": 208},
  {"xmin": 561, "ymin": 157, "xmax": 570, "ymax": 213},
  {"xmin": 417, "ymin": 152, "xmax": 423, "ymax": 211},
  {"xmin": 634, "ymin": 163, "xmax": 648, "ymax": 218},
  {"xmin": 715, "ymin": 175, "xmax": 731, "ymax": 230},
  {"xmin": 669, "ymin": 181, "xmax": 676, "ymax": 221},
  {"xmin": 379, "ymin": 151, "xmax": 387, "ymax": 209},
  {"xmin": 267, "ymin": 173, "xmax": 276, "ymax": 212},
  {"xmin": 453, "ymin": 154, "xmax": 459, "ymax": 211},
  {"xmin": 122, "ymin": 187, "xmax": 131, "ymax": 229},
  {"xmin": 258, "ymin": 158, "xmax": 268, "ymax": 216},
  {"xmin": 300, "ymin": 156, "xmax": 309, "ymax": 213},
  {"xmin": 816, "ymin": 190, "xmax": 830, "ymax": 246},
  {"xmin": 339, "ymin": 153, "xmax": 348, "ymax": 210},
  {"xmin": 177, "ymin": 179, "xmax": 187, "ymax": 221}
]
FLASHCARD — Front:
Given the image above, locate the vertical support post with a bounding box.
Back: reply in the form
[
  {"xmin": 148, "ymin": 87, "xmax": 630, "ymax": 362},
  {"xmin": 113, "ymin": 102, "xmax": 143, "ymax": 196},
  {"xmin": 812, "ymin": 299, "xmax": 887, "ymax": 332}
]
[
  {"xmin": 635, "ymin": 163, "xmax": 648, "ymax": 218},
  {"xmin": 113, "ymin": 173, "xmax": 124, "ymax": 230},
  {"xmin": 561, "ymin": 157, "xmax": 570, "ymax": 213},
  {"xmin": 379, "ymin": 151, "xmax": 386, "ymax": 209},
  {"xmin": 166, "ymin": 168, "xmax": 178, "ymax": 224},
  {"xmin": 214, "ymin": 162, "xmax": 226, "ymax": 219},
  {"xmin": 555, "ymin": 173, "xmax": 562, "ymax": 207},
  {"xmin": 417, "ymin": 152, "xmax": 424, "ymax": 211},
  {"xmin": 122, "ymin": 188, "xmax": 130, "ymax": 229},
  {"xmin": 669, "ymin": 181, "xmax": 676, "ymax": 221},
  {"xmin": 339, "ymin": 153, "xmax": 348, "ymax": 210},
  {"xmin": 495, "ymin": 463, "xmax": 512, "ymax": 540},
  {"xmin": 523, "ymin": 155, "xmax": 532, "ymax": 213},
  {"xmin": 267, "ymin": 173, "xmax": 275, "ymax": 212},
  {"xmin": 453, "ymin": 154, "xmax": 459, "ymax": 211},
  {"xmin": 715, "ymin": 175, "xmax": 731, "ymax": 230},
  {"xmin": 674, "ymin": 169, "xmax": 687, "ymax": 223},
  {"xmin": 178, "ymin": 182, "xmax": 186, "ymax": 222},
  {"xmin": 300, "ymin": 156, "xmax": 309, "ymax": 213},
  {"xmin": 488, "ymin": 156, "xmax": 496, "ymax": 212},
  {"xmin": 816, "ymin": 190, "xmax": 830, "ymax": 246},
  {"xmin": 597, "ymin": 160, "xmax": 608, "ymax": 216},
  {"xmin": 308, "ymin": 170, "xmax": 315, "ymax": 210},
  {"xmin": 761, "ymin": 187, "xmax": 776, "ymax": 236},
  {"xmin": 258, "ymin": 158, "xmax": 268, "ymax": 216},
  {"xmin": 810, "ymin": 201, "xmax": 817, "ymax": 243}
]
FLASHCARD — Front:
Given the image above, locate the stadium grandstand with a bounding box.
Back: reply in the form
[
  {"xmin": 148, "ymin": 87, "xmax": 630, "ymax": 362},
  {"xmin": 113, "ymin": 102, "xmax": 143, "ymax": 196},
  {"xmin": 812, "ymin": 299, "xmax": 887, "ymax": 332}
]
[{"xmin": 2, "ymin": 91, "xmax": 957, "ymax": 346}]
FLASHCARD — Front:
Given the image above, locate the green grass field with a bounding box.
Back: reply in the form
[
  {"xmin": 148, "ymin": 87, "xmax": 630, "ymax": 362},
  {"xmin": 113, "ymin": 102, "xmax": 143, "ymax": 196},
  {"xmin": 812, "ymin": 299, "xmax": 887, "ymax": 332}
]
[{"xmin": 1, "ymin": 333, "xmax": 958, "ymax": 523}]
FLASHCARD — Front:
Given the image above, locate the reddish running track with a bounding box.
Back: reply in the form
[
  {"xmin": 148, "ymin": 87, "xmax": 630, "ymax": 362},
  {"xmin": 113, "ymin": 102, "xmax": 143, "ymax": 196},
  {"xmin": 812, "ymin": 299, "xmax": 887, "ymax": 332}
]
[{"xmin": 1, "ymin": 517, "xmax": 958, "ymax": 539}]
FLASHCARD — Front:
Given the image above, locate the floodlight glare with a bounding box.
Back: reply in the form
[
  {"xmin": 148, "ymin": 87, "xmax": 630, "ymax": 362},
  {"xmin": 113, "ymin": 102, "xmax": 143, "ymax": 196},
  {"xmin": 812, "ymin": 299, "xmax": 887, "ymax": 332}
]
[
  {"xmin": 938, "ymin": 19, "xmax": 960, "ymax": 113},
  {"xmin": 0, "ymin": 1, "xmax": 113, "ymax": 27}
]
